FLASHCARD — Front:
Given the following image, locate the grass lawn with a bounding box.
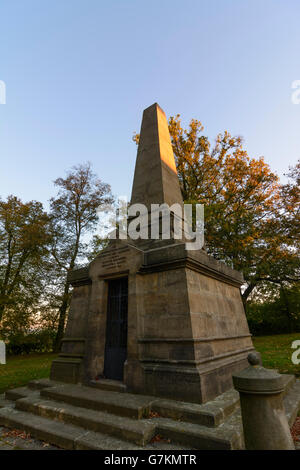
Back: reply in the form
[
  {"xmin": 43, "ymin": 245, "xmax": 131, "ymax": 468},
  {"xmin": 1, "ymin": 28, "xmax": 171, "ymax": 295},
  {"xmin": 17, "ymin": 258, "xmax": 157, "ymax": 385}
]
[
  {"xmin": 253, "ymin": 333, "xmax": 300, "ymax": 377},
  {"xmin": 0, "ymin": 353, "xmax": 57, "ymax": 395},
  {"xmin": 0, "ymin": 333, "xmax": 299, "ymax": 395}
]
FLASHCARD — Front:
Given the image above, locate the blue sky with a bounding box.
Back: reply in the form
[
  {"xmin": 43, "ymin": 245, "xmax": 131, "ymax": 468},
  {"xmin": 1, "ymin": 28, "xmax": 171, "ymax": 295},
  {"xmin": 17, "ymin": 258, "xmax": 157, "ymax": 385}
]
[{"xmin": 0, "ymin": 0, "xmax": 299, "ymax": 209}]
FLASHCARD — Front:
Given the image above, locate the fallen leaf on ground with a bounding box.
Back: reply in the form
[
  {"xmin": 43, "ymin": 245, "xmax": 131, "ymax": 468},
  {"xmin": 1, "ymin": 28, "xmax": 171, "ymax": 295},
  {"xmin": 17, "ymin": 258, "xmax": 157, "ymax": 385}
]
[
  {"xmin": 291, "ymin": 417, "xmax": 300, "ymax": 442},
  {"xmin": 2, "ymin": 429, "xmax": 31, "ymax": 440},
  {"xmin": 148, "ymin": 411, "xmax": 161, "ymax": 419},
  {"xmin": 150, "ymin": 434, "xmax": 171, "ymax": 443}
]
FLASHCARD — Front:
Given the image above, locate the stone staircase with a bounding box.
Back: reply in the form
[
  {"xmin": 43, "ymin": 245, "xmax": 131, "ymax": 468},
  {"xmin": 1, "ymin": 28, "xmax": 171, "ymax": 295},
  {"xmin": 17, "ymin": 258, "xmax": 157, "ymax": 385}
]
[{"xmin": 0, "ymin": 376, "xmax": 299, "ymax": 450}]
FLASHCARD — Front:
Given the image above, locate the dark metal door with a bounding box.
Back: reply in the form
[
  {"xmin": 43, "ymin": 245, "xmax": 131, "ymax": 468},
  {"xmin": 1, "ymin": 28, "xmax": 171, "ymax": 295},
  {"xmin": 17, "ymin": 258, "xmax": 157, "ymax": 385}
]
[{"xmin": 104, "ymin": 277, "xmax": 128, "ymax": 381}]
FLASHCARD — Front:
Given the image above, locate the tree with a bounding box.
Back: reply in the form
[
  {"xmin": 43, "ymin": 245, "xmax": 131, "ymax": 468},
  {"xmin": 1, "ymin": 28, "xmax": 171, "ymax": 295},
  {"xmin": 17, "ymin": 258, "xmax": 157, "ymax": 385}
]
[
  {"xmin": 247, "ymin": 282, "xmax": 300, "ymax": 335},
  {"xmin": 280, "ymin": 160, "xmax": 300, "ymax": 249},
  {"xmin": 50, "ymin": 163, "xmax": 113, "ymax": 351},
  {"xmin": 169, "ymin": 117, "xmax": 300, "ymax": 303},
  {"xmin": 86, "ymin": 235, "xmax": 109, "ymax": 262},
  {"xmin": 249, "ymin": 160, "xmax": 300, "ymax": 308},
  {"xmin": 0, "ymin": 195, "xmax": 51, "ymax": 333}
]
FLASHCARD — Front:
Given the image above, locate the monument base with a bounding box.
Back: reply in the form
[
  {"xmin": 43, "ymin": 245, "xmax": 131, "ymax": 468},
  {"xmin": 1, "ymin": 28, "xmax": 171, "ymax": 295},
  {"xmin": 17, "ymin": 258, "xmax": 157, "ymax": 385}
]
[{"xmin": 51, "ymin": 240, "xmax": 255, "ymax": 404}]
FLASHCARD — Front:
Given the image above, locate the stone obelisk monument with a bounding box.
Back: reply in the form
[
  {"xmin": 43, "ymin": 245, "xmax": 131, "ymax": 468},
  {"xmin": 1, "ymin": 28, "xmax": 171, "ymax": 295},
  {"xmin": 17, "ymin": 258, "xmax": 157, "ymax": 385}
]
[{"xmin": 51, "ymin": 103, "xmax": 254, "ymax": 403}]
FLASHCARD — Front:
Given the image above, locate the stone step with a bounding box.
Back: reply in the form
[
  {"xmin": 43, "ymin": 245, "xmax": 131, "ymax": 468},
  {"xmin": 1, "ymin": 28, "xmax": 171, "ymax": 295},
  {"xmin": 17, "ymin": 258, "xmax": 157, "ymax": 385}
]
[
  {"xmin": 151, "ymin": 409, "xmax": 243, "ymax": 450},
  {"xmin": 0, "ymin": 401, "xmax": 241, "ymax": 450},
  {"xmin": 2, "ymin": 376, "xmax": 297, "ymax": 450},
  {"xmin": 28, "ymin": 378, "xmax": 61, "ymax": 391},
  {"xmin": 16, "ymin": 395, "xmax": 156, "ymax": 446},
  {"xmin": 152, "ymin": 388, "xmax": 240, "ymax": 427},
  {"xmin": 5, "ymin": 384, "xmax": 238, "ymax": 428},
  {"xmin": 12, "ymin": 440, "xmax": 59, "ymax": 450},
  {"xmin": 40, "ymin": 383, "xmax": 156, "ymax": 419},
  {"xmin": 283, "ymin": 379, "xmax": 300, "ymax": 426},
  {"xmin": 40, "ymin": 382, "xmax": 240, "ymax": 427},
  {"xmin": 0, "ymin": 394, "xmax": 14, "ymax": 409},
  {"xmin": 90, "ymin": 379, "xmax": 127, "ymax": 393},
  {"xmin": 0, "ymin": 407, "xmax": 140, "ymax": 450},
  {"xmin": 5, "ymin": 387, "xmax": 39, "ymax": 401}
]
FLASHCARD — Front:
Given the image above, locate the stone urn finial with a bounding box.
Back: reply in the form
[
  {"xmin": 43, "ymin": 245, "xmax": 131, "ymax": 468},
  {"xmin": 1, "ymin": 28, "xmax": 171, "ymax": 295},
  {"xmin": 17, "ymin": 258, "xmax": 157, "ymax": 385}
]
[{"xmin": 247, "ymin": 352, "xmax": 260, "ymax": 366}]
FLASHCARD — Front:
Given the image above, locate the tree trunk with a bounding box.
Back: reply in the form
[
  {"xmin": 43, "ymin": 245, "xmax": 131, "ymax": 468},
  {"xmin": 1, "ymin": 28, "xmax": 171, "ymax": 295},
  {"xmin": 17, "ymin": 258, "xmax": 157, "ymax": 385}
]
[
  {"xmin": 53, "ymin": 233, "xmax": 80, "ymax": 353},
  {"xmin": 0, "ymin": 304, "xmax": 5, "ymax": 325},
  {"xmin": 53, "ymin": 281, "xmax": 71, "ymax": 352},
  {"xmin": 280, "ymin": 285, "xmax": 293, "ymax": 333},
  {"xmin": 242, "ymin": 282, "xmax": 256, "ymax": 306}
]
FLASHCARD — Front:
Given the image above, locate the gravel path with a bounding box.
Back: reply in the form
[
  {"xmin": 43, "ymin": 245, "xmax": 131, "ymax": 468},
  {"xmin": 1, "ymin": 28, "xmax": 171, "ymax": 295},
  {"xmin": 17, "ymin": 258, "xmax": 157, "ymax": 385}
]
[{"xmin": 0, "ymin": 426, "xmax": 59, "ymax": 450}]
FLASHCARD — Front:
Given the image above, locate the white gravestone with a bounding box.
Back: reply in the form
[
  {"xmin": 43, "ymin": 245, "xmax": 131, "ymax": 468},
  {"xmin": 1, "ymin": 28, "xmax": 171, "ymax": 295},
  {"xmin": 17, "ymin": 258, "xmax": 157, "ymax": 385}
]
[{"xmin": 0, "ymin": 340, "xmax": 6, "ymax": 364}]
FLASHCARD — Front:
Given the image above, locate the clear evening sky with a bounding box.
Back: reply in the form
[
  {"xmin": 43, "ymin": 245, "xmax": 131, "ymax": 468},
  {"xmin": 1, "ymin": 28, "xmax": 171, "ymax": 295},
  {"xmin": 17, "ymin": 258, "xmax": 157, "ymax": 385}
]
[{"xmin": 0, "ymin": 0, "xmax": 299, "ymax": 208}]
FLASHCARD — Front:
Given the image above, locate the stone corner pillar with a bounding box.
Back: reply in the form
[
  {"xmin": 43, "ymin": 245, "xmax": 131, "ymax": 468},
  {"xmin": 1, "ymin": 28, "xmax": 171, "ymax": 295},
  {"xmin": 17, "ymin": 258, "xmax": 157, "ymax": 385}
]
[{"xmin": 233, "ymin": 352, "xmax": 295, "ymax": 450}]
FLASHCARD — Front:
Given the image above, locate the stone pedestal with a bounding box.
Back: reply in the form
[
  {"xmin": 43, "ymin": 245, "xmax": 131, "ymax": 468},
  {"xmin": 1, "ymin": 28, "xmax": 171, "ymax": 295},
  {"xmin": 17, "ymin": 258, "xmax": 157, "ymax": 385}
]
[
  {"xmin": 233, "ymin": 353, "xmax": 295, "ymax": 450},
  {"xmin": 51, "ymin": 239, "xmax": 254, "ymax": 404}
]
